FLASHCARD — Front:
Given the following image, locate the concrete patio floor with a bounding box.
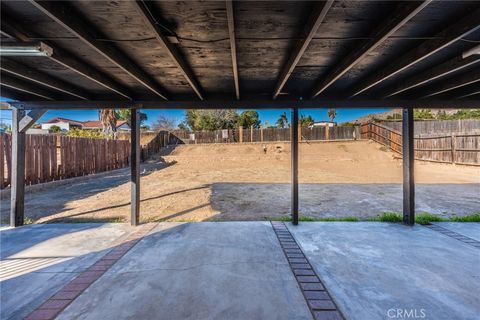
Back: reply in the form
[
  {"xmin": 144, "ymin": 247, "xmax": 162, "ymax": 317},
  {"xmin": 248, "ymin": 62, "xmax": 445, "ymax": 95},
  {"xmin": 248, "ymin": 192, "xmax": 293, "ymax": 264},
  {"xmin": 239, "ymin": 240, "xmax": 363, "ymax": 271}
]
[
  {"xmin": 1, "ymin": 222, "xmax": 479, "ymax": 320},
  {"xmin": 288, "ymin": 222, "xmax": 480, "ymax": 320}
]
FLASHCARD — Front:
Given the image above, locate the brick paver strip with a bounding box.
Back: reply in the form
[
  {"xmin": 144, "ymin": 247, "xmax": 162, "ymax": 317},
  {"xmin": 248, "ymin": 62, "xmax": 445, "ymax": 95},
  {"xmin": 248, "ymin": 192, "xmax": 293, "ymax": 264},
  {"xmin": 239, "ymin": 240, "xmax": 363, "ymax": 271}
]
[
  {"xmin": 25, "ymin": 223, "xmax": 157, "ymax": 320},
  {"xmin": 271, "ymin": 221, "xmax": 345, "ymax": 320},
  {"xmin": 425, "ymin": 224, "xmax": 480, "ymax": 249}
]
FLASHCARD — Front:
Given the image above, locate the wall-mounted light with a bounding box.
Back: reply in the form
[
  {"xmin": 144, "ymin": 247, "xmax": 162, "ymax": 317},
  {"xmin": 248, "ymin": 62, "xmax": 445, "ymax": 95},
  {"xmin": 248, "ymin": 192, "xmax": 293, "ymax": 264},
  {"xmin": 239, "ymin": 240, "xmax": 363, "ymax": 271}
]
[
  {"xmin": 462, "ymin": 44, "xmax": 480, "ymax": 59},
  {"xmin": 0, "ymin": 41, "xmax": 53, "ymax": 57}
]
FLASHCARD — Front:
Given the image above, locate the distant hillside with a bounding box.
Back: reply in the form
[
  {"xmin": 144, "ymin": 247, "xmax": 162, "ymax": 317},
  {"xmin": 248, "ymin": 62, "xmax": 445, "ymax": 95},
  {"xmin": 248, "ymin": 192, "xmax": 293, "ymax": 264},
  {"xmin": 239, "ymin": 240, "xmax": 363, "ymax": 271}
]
[{"xmin": 351, "ymin": 109, "xmax": 480, "ymax": 124}]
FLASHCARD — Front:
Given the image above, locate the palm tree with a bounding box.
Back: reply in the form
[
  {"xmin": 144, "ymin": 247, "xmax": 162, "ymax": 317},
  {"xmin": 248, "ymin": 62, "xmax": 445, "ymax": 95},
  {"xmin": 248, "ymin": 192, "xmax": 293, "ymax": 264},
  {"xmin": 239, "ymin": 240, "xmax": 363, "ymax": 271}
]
[
  {"xmin": 300, "ymin": 115, "xmax": 314, "ymax": 127},
  {"xmin": 276, "ymin": 112, "xmax": 289, "ymax": 128},
  {"xmin": 99, "ymin": 109, "xmax": 117, "ymax": 138},
  {"xmin": 327, "ymin": 108, "xmax": 336, "ymax": 122}
]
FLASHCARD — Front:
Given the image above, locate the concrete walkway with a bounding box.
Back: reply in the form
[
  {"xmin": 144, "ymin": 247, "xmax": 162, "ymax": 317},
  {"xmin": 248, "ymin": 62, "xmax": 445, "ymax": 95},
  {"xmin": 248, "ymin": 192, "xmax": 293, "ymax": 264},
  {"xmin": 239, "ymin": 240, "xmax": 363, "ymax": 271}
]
[
  {"xmin": 1, "ymin": 222, "xmax": 479, "ymax": 320},
  {"xmin": 288, "ymin": 222, "xmax": 480, "ymax": 320}
]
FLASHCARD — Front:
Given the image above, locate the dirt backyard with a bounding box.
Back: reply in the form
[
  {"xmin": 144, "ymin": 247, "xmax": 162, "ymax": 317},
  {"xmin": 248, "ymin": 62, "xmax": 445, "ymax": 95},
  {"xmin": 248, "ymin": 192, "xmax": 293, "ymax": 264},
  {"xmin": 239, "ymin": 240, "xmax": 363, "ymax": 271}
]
[{"xmin": 1, "ymin": 140, "xmax": 479, "ymax": 223}]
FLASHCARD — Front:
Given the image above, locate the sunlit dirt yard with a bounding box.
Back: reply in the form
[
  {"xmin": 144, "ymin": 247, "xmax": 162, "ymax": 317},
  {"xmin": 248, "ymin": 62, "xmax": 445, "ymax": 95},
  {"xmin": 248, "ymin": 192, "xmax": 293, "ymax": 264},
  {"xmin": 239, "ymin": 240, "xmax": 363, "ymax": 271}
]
[{"xmin": 1, "ymin": 140, "xmax": 479, "ymax": 223}]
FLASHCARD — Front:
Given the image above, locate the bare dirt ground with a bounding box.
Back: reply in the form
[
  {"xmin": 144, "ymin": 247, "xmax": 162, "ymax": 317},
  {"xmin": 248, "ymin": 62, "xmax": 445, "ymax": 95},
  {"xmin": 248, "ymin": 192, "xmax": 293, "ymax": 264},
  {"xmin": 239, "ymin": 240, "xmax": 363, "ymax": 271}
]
[{"xmin": 1, "ymin": 141, "xmax": 479, "ymax": 223}]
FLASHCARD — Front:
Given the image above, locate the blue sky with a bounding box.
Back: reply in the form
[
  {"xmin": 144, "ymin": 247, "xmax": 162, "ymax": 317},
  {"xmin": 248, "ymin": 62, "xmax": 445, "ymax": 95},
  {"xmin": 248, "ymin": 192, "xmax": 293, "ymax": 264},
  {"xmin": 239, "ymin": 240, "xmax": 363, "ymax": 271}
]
[{"xmin": 0, "ymin": 97, "xmax": 391, "ymax": 127}]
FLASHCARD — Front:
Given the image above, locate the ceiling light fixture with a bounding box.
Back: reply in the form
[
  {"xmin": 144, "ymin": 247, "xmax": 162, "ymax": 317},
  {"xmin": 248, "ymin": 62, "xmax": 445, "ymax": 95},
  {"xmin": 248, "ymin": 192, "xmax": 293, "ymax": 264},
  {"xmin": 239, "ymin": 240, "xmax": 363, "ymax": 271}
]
[{"xmin": 0, "ymin": 41, "xmax": 53, "ymax": 57}]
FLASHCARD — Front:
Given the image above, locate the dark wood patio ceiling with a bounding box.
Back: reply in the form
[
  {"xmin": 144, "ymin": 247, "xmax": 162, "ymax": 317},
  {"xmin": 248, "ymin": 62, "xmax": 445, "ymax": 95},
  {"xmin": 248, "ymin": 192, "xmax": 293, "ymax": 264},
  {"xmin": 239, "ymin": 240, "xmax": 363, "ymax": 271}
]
[{"xmin": 1, "ymin": 0, "xmax": 479, "ymax": 108}]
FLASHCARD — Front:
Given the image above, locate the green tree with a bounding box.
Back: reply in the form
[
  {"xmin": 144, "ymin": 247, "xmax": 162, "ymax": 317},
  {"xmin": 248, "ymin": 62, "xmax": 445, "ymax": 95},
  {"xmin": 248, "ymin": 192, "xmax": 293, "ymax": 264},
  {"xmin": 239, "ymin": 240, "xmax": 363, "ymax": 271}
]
[
  {"xmin": 276, "ymin": 112, "xmax": 289, "ymax": 128},
  {"xmin": 184, "ymin": 109, "xmax": 238, "ymax": 130},
  {"xmin": 99, "ymin": 109, "xmax": 117, "ymax": 138},
  {"xmin": 49, "ymin": 125, "xmax": 62, "ymax": 133},
  {"xmin": 68, "ymin": 128, "xmax": 105, "ymax": 139},
  {"xmin": 0, "ymin": 123, "xmax": 12, "ymax": 133},
  {"xmin": 237, "ymin": 110, "xmax": 260, "ymax": 128},
  {"xmin": 116, "ymin": 109, "xmax": 148, "ymax": 126},
  {"xmin": 327, "ymin": 108, "xmax": 337, "ymax": 122},
  {"xmin": 300, "ymin": 114, "xmax": 314, "ymax": 127},
  {"xmin": 177, "ymin": 122, "xmax": 189, "ymax": 130},
  {"xmin": 413, "ymin": 109, "xmax": 434, "ymax": 120}
]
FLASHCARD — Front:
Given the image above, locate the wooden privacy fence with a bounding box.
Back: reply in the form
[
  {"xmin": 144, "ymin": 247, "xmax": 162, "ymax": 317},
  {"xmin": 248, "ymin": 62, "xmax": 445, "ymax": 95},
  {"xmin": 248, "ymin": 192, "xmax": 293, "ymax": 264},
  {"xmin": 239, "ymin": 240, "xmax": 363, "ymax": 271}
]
[
  {"xmin": 361, "ymin": 122, "xmax": 480, "ymax": 165},
  {"xmin": 380, "ymin": 119, "xmax": 480, "ymax": 135},
  {"xmin": 170, "ymin": 126, "xmax": 361, "ymax": 144},
  {"xmin": 140, "ymin": 131, "xmax": 179, "ymax": 160},
  {"xmin": 1, "ymin": 134, "xmax": 130, "ymax": 189}
]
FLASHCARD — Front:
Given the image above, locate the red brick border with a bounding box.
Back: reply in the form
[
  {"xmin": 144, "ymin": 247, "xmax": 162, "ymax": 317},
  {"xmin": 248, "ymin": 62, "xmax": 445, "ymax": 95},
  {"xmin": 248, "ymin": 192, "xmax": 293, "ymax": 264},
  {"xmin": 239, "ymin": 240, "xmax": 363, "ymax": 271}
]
[
  {"xmin": 271, "ymin": 221, "xmax": 345, "ymax": 320},
  {"xmin": 25, "ymin": 223, "xmax": 157, "ymax": 320}
]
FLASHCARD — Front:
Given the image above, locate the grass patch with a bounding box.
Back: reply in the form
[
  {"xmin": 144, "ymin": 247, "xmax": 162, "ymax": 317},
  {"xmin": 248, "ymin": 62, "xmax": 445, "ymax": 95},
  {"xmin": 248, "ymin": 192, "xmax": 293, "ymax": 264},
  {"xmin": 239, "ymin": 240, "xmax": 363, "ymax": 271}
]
[
  {"xmin": 368, "ymin": 212, "xmax": 402, "ymax": 222},
  {"xmin": 272, "ymin": 215, "xmax": 358, "ymax": 222},
  {"xmin": 450, "ymin": 213, "xmax": 480, "ymax": 222},
  {"xmin": 415, "ymin": 213, "xmax": 446, "ymax": 225}
]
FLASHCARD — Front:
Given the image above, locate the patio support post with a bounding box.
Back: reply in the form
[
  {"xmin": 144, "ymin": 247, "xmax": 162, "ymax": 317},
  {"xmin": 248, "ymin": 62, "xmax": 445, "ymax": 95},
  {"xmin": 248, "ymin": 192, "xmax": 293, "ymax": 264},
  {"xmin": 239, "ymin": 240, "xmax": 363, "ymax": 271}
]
[
  {"xmin": 402, "ymin": 107, "xmax": 415, "ymax": 225},
  {"xmin": 10, "ymin": 108, "xmax": 26, "ymax": 227},
  {"xmin": 291, "ymin": 107, "xmax": 299, "ymax": 225},
  {"xmin": 130, "ymin": 108, "xmax": 140, "ymax": 226}
]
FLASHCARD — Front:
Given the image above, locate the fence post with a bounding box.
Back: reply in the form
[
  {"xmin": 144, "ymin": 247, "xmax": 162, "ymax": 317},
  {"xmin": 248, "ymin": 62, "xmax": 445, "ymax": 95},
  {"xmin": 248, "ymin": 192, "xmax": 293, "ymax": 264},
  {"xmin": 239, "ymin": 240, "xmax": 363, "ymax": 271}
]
[
  {"xmin": 250, "ymin": 126, "xmax": 253, "ymax": 142},
  {"xmin": 402, "ymin": 108, "xmax": 415, "ymax": 225},
  {"xmin": 239, "ymin": 126, "xmax": 243, "ymax": 143},
  {"xmin": 130, "ymin": 108, "xmax": 140, "ymax": 226},
  {"xmin": 451, "ymin": 134, "xmax": 456, "ymax": 164},
  {"xmin": 260, "ymin": 128, "xmax": 264, "ymax": 142},
  {"xmin": 291, "ymin": 107, "xmax": 299, "ymax": 225},
  {"xmin": 10, "ymin": 109, "xmax": 26, "ymax": 227}
]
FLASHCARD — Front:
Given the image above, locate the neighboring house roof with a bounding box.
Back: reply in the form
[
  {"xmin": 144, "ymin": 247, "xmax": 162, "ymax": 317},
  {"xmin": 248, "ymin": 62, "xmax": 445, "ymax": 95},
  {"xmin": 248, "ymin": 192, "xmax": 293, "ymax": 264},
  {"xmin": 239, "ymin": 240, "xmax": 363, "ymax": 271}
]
[
  {"xmin": 81, "ymin": 120, "xmax": 102, "ymax": 129},
  {"xmin": 42, "ymin": 117, "xmax": 84, "ymax": 126},
  {"xmin": 41, "ymin": 118, "xmax": 130, "ymax": 130}
]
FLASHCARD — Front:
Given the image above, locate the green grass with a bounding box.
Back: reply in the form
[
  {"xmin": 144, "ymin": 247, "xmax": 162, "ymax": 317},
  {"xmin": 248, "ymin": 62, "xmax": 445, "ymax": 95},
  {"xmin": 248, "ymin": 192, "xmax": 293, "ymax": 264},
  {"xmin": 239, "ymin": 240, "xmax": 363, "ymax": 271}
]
[
  {"xmin": 272, "ymin": 215, "xmax": 359, "ymax": 222},
  {"xmin": 368, "ymin": 212, "xmax": 403, "ymax": 222},
  {"xmin": 415, "ymin": 212, "xmax": 447, "ymax": 225},
  {"xmin": 450, "ymin": 213, "xmax": 480, "ymax": 222}
]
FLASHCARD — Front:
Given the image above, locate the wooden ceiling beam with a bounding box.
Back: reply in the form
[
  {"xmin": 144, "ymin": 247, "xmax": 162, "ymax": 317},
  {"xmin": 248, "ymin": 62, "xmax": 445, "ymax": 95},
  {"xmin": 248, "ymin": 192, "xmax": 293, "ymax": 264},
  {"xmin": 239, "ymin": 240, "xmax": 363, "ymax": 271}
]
[
  {"xmin": 9, "ymin": 99, "xmax": 480, "ymax": 110},
  {"xmin": 0, "ymin": 13, "xmax": 133, "ymax": 100},
  {"xmin": 420, "ymin": 68, "xmax": 480, "ymax": 98},
  {"xmin": 311, "ymin": 1, "xmax": 431, "ymax": 98},
  {"xmin": 30, "ymin": 0, "xmax": 169, "ymax": 100},
  {"xmin": 384, "ymin": 53, "xmax": 480, "ymax": 97},
  {"xmin": 132, "ymin": 0, "xmax": 204, "ymax": 100},
  {"xmin": 350, "ymin": 7, "xmax": 480, "ymax": 97},
  {"xmin": 0, "ymin": 72, "xmax": 56, "ymax": 100},
  {"xmin": 226, "ymin": 0, "xmax": 240, "ymax": 100},
  {"xmin": 0, "ymin": 59, "xmax": 91, "ymax": 100},
  {"xmin": 272, "ymin": 0, "xmax": 333, "ymax": 99}
]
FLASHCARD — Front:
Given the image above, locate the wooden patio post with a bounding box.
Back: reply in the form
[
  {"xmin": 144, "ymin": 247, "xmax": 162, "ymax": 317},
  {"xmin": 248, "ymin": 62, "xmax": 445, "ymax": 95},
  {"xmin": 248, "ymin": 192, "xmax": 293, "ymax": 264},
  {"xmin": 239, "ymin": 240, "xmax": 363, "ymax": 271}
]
[
  {"xmin": 10, "ymin": 108, "xmax": 26, "ymax": 227},
  {"xmin": 291, "ymin": 107, "xmax": 299, "ymax": 225},
  {"xmin": 130, "ymin": 108, "xmax": 140, "ymax": 226},
  {"xmin": 402, "ymin": 108, "xmax": 415, "ymax": 225}
]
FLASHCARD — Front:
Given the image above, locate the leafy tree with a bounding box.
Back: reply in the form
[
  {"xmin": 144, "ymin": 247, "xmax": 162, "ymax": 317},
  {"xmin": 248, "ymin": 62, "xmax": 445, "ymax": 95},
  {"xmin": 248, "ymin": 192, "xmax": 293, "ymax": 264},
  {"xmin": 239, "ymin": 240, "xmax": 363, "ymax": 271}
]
[
  {"xmin": 177, "ymin": 122, "xmax": 189, "ymax": 130},
  {"xmin": 276, "ymin": 112, "xmax": 289, "ymax": 128},
  {"xmin": 414, "ymin": 109, "xmax": 434, "ymax": 120},
  {"xmin": 141, "ymin": 125, "xmax": 151, "ymax": 131},
  {"xmin": 327, "ymin": 108, "xmax": 337, "ymax": 122},
  {"xmin": 68, "ymin": 128, "xmax": 106, "ymax": 139},
  {"xmin": 0, "ymin": 123, "xmax": 12, "ymax": 133},
  {"xmin": 116, "ymin": 109, "xmax": 148, "ymax": 126},
  {"xmin": 300, "ymin": 114, "xmax": 314, "ymax": 127},
  {"xmin": 237, "ymin": 110, "xmax": 260, "ymax": 128},
  {"xmin": 184, "ymin": 109, "xmax": 238, "ymax": 130},
  {"xmin": 151, "ymin": 115, "xmax": 175, "ymax": 131},
  {"xmin": 49, "ymin": 125, "xmax": 62, "ymax": 133}
]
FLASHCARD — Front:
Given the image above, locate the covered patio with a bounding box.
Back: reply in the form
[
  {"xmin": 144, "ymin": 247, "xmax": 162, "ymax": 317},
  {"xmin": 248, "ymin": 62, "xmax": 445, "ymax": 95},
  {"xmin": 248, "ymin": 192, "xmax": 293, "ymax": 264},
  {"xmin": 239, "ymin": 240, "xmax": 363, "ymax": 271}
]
[
  {"xmin": 1, "ymin": 1, "xmax": 479, "ymax": 319},
  {"xmin": 1, "ymin": 222, "xmax": 479, "ymax": 320}
]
